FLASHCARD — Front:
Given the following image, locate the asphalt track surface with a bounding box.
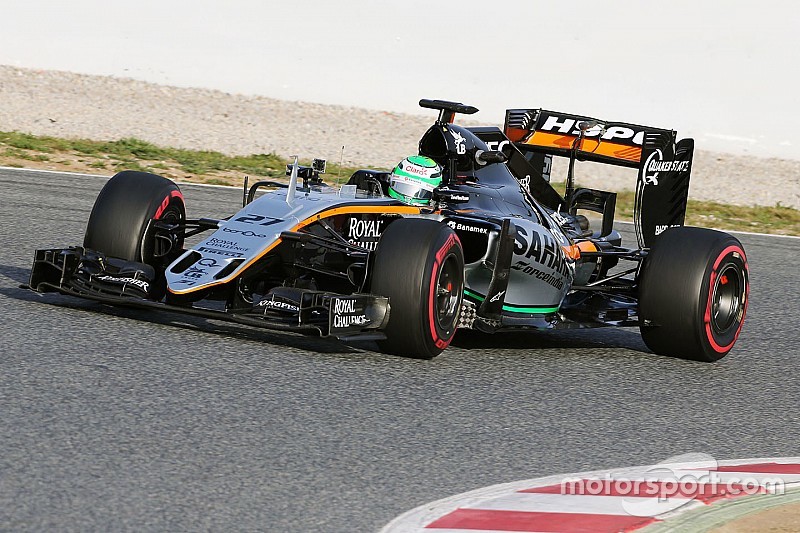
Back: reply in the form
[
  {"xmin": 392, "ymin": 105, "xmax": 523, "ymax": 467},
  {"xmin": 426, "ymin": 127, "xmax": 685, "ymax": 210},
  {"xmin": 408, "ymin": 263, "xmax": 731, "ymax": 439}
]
[{"xmin": 1, "ymin": 168, "xmax": 798, "ymax": 532}]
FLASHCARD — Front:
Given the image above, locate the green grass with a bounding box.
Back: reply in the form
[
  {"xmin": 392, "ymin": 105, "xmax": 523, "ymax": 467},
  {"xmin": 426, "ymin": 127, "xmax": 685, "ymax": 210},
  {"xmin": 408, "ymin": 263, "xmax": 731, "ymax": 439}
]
[
  {"xmin": 0, "ymin": 130, "xmax": 362, "ymax": 181},
  {"xmin": 686, "ymin": 200, "xmax": 799, "ymax": 234},
  {"xmin": 610, "ymin": 189, "xmax": 799, "ymax": 235},
  {"xmin": 0, "ymin": 131, "xmax": 71, "ymax": 152},
  {"xmin": 3, "ymin": 146, "xmax": 49, "ymax": 162},
  {"xmin": 203, "ymin": 178, "xmax": 232, "ymax": 186}
]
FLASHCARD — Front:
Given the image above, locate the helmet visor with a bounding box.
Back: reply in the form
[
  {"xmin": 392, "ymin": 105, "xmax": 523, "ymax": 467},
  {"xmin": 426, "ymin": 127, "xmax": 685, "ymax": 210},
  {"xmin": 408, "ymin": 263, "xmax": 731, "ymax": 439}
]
[{"xmin": 389, "ymin": 176, "xmax": 434, "ymax": 200}]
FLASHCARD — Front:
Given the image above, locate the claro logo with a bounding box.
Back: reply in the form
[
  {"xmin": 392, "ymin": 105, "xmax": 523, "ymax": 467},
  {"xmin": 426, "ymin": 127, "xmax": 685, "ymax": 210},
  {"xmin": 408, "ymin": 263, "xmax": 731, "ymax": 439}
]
[{"xmin": 540, "ymin": 115, "xmax": 646, "ymax": 146}]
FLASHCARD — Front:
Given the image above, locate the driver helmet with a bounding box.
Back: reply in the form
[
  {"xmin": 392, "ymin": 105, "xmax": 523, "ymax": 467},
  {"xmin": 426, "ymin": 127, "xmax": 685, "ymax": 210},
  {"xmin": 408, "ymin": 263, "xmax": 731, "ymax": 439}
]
[{"xmin": 388, "ymin": 155, "xmax": 443, "ymax": 206}]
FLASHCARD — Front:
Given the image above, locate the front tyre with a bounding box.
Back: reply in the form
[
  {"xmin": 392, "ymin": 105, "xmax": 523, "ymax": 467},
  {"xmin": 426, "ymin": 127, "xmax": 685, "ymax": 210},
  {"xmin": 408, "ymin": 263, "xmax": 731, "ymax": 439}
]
[
  {"xmin": 84, "ymin": 170, "xmax": 185, "ymax": 265},
  {"xmin": 371, "ymin": 219, "xmax": 464, "ymax": 359},
  {"xmin": 639, "ymin": 227, "xmax": 749, "ymax": 362}
]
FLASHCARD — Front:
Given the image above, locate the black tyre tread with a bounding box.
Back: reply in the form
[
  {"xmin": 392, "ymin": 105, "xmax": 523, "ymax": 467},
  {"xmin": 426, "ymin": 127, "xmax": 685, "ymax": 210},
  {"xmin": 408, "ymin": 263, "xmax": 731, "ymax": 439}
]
[
  {"xmin": 84, "ymin": 171, "xmax": 183, "ymax": 262},
  {"xmin": 639, "ymin": 226, "xmax": 746, "ymax": 362},
  {"xmin": 371, "ymin": 219, "xmax": 463, "ymax": 359}
]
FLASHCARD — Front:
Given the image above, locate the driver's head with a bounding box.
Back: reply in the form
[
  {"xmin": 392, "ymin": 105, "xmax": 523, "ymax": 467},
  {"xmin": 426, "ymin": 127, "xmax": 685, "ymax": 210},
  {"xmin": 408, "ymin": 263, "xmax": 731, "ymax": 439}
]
[{"xmin": 388, "ymin": 155, "xmax": 443, "ymax": 206}]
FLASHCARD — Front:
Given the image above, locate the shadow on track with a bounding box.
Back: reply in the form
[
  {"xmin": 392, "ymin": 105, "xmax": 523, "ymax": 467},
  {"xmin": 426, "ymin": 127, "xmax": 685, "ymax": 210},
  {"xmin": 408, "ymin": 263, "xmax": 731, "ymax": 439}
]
[
  {"xmin": 451, "ymin": 323, "xmax": 651, "ymax": 355},
  {"xmin": 0, "ymin": 263, "xmax": 31, "ymax": 284}
]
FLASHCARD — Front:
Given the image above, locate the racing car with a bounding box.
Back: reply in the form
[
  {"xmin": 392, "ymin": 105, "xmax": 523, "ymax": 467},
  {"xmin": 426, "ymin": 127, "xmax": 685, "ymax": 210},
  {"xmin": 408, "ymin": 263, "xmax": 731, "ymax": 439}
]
[{"xmin": 27, "ymin": 99, "xmax": 748, "ymax": 362}]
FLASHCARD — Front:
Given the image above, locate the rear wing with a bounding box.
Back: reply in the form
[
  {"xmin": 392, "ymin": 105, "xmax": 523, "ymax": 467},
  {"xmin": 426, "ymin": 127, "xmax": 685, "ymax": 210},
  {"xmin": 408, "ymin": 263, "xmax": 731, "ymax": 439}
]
[
  {"xmin": 505, "ymin": 109, "xmax": 673, "ymax": 167},
  {"xmin": 502, "ymin": 109, "xmax": 694, "ymax": 248}
]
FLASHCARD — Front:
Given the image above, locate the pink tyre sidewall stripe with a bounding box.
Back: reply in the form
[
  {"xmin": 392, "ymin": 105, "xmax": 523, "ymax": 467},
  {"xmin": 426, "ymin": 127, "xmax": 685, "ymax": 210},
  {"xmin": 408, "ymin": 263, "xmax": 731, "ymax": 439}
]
[{"xmin": 704, "ymin": 244, "xmax": 748, "ymax": 354}]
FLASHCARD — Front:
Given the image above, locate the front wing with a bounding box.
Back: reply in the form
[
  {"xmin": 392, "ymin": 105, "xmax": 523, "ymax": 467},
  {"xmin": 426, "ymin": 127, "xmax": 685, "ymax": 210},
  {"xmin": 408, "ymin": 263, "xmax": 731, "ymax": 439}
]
[{"xmin": 27, "ymin": 247, "xmax": 390, "ymax": 341}]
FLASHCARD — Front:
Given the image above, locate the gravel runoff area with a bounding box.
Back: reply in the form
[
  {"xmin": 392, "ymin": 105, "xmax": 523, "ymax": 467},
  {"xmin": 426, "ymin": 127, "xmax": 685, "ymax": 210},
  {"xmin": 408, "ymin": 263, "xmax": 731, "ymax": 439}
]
[{"xmin": 1, "ymin": 65, "xmax": 798, "ymax": 209}]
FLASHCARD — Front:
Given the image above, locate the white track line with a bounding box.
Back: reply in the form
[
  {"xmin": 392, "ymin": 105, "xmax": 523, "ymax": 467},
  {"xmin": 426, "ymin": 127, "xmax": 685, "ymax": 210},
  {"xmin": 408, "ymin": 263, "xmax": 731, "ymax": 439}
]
[
  {"xmin": 0, "ymin": 165, "xmax": 106, "ymax": 179},
  {"xmin": 464, "ymin": 492, "xmax": 696, "ymax": 515},
  {"xmin": 0, "ymin": 165, "xmax": 245, "ymax": 190}
]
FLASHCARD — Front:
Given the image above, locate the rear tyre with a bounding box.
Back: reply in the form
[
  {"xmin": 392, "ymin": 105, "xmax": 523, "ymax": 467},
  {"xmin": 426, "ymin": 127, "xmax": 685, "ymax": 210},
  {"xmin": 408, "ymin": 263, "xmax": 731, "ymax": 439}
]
[
  {"xmin": 639, "ymin": 227, "xmax": 749, "ymax": 362},
  {"xmin": 371, "ymin": 219, "xmax": 464, "ymax": 359},
  {"xmin": 84, "ymin": 171, "xmax": 185, "ymax": 265}
]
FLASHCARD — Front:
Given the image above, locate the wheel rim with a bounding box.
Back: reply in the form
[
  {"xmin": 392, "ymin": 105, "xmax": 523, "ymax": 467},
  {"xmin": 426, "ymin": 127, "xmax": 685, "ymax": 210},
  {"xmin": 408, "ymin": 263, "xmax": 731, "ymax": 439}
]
[
  {"xmin": 435, "ymin": 253, "xmax": 461, "ymax": 329},
  {"xmin": 711, "ymin": 262, "xmax": 744, "ymax": 334}
]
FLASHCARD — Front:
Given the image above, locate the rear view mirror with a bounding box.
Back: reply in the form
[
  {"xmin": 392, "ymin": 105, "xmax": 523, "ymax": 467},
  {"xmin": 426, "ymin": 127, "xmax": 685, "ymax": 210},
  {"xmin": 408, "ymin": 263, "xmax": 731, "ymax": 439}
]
[{"xmin": 476, "ymin": 150, "xmax": 508, "ymax": 164}]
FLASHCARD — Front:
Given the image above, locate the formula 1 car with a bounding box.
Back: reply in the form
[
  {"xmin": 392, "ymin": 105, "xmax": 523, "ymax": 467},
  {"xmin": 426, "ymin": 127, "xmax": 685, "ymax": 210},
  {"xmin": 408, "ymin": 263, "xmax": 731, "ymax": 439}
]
[{"xmin": 27, "ymin": 99, "xmax": 749, "ymax": 362}]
